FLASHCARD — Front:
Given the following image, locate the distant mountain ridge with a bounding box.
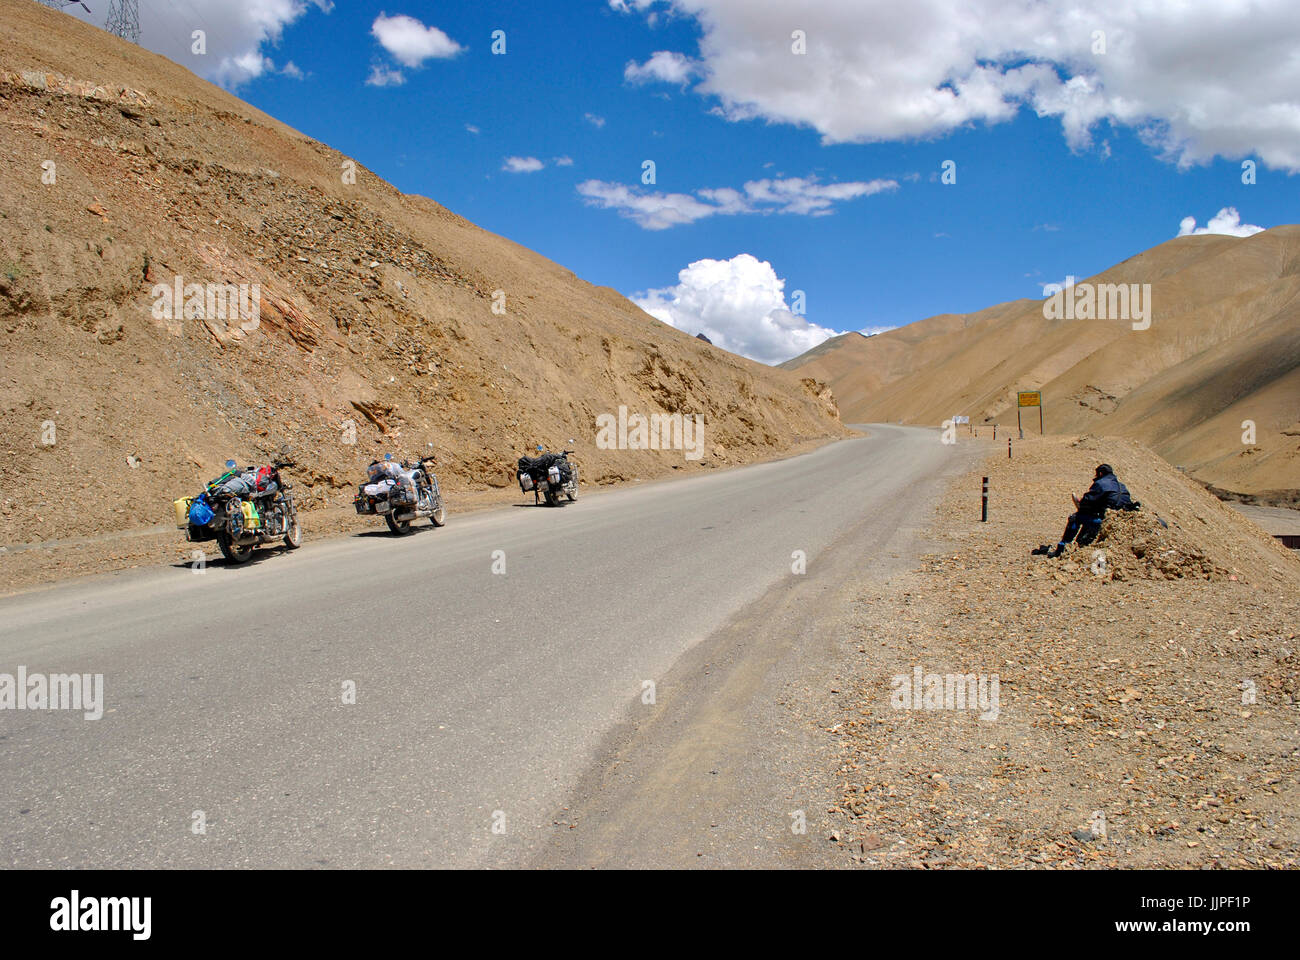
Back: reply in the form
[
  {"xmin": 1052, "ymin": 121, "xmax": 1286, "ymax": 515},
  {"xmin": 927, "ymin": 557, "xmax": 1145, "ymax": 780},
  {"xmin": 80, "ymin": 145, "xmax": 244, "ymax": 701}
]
[{"xmin": 783, "ymin": 227, "xmax": 1300, "ymax": 497}]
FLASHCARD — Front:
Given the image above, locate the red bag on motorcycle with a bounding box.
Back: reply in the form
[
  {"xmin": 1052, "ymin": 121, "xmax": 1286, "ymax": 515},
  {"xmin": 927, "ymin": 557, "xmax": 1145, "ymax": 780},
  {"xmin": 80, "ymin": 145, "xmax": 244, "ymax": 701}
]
[{"xmin": 255, "ymin": 466, "xmax": 277, "ymax": 494}]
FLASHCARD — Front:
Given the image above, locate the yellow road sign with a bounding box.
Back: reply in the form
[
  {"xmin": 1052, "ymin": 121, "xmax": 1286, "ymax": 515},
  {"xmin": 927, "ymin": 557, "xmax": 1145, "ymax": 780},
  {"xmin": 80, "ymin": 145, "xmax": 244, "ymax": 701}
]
[{"xmin": 1017, "ymin": 391, "xmax": 1042, "ymax": 408}]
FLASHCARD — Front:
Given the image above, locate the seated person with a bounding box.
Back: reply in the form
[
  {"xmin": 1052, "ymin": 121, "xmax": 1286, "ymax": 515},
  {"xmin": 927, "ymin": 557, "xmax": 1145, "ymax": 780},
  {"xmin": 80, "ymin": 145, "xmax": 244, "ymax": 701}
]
[{"xmin": 1048, "ymin": 463, "xmax": 1132, "ymax": 557}]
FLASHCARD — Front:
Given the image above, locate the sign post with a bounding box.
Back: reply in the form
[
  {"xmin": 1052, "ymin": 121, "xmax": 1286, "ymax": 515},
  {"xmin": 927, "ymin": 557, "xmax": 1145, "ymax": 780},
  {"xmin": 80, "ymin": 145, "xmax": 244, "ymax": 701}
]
[{"xmin": 1017, "ymin": 391, "xmax": 1043, "ymax": 435}]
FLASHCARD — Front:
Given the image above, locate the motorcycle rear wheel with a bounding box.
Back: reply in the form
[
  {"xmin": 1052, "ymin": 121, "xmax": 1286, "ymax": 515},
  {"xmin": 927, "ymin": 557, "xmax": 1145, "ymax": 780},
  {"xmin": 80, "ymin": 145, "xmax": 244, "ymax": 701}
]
[
  {"xmin": 218, "ymin": 533, "xmax": 255, "ymax": 564},
  {"xmin": 544, "ymin": 488, "xmax": 559, "ymax": 507},
  {"xmin": 386, "ymin": 514, "xmax": 412, "ymax": 535}
]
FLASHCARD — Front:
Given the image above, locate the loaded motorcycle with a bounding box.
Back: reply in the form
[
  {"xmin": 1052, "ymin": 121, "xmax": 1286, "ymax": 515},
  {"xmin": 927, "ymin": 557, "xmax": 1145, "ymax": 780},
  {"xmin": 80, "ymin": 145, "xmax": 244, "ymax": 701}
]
[
  {"xmin": 353, "ymin": 453, "xmax": 446, "ymax": 535},
  {"xmin": 174, "ymin": 460, "xmax": 302, "ymax": 564},
  {"xmin": 516, "ymin": 447, "xmax": 579, "ymax": 506}
]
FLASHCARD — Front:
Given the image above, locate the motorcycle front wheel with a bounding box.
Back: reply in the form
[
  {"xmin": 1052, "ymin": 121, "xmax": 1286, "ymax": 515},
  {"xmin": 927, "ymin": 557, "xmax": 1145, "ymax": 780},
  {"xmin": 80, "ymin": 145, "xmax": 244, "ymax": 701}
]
[
  {"xmin": 430, "ymin": 498, "xmax": 446, "ymax": 526},
  {"xmin": 283, "ymin": 513, "xmax": 302, "ymax": 549},
  {"xmin": 218, "ymin": 533, "xmax": 255, "ymax": 564}
]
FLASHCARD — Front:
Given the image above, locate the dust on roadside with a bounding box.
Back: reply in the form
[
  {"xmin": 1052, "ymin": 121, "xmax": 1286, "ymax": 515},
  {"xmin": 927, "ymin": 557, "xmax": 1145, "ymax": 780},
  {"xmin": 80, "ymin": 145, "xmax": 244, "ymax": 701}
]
[{"xmin": 817, "ymin": 434, "xmax": 1300, "ymax": 869}]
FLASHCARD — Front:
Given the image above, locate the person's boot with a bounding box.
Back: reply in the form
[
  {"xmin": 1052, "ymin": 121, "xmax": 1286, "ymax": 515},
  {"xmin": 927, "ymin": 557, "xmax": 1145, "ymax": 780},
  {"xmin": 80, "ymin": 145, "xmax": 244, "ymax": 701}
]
[{"xmin": 1047, "ymin": 542, "xmax": 1066, "ymax": 558}]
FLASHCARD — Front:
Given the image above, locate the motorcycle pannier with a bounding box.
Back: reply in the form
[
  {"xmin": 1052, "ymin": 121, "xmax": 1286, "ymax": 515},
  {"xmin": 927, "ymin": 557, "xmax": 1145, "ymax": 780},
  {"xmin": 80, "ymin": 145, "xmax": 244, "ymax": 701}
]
[{"xmin": 518, "ymin": 472, "xmax": 535, "ymax": 491}]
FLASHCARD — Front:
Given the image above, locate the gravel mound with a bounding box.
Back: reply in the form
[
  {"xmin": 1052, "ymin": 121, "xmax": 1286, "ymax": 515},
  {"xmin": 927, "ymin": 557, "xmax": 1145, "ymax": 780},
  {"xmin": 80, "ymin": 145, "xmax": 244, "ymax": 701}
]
[{"xmin": 1090, "ymin": 509, "xmax": 1232, "ymax": 582}]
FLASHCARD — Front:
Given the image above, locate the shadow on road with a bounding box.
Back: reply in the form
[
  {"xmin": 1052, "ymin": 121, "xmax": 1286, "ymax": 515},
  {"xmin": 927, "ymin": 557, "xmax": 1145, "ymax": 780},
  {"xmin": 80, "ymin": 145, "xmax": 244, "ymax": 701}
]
[
  {"xmin": 351, "ymin": 524, "xmax": 443, "ymax": 538},
  {"xmin": 168, "ymin": 543, "xmax": 297, "ymax": 572}
]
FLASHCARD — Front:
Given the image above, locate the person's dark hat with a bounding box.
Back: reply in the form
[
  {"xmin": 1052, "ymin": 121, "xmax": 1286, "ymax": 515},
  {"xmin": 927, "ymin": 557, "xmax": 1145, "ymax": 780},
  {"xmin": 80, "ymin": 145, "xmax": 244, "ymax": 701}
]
[{"xmin": 1095, "ymin": 463, "xmax": 1114, "ymax": 476}]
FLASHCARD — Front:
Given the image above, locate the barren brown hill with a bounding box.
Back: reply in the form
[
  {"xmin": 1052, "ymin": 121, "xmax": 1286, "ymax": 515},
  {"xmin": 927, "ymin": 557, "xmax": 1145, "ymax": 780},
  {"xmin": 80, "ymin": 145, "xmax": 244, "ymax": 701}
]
[
  {"xmin": 784, "ymin": 228, "xmax": 1300, "ymax": 499},
  {"xmin": 0, "ymin": 0, "xmax": 845, "ymax": 548}
]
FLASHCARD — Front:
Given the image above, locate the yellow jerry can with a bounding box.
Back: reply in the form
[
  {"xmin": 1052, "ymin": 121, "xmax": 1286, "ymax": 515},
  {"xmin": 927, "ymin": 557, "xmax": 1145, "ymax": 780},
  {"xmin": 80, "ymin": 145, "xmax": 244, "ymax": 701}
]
[
  {"xmin": 241, "ymin": 500, "xmax": 262, "ymax": 530},
  {"xmin": 173, "ymin": 497, "xmax": 194, "ymax": 528}
]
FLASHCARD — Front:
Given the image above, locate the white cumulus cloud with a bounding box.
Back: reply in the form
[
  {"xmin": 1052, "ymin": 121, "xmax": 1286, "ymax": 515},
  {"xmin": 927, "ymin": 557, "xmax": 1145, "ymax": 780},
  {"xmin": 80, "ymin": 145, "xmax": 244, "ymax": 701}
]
[
  {"xmin": 578, "ymin": 181, "xmax": 717, "ymax": 229},
  {"xmin": 625, "ymin": 50, "xmax": 697, "ymax": 85},
  {"xmin": 632, "ymin": 254, "xmax": 843, "ymax": 364},
  {"xmin": 611, "ymin": 0, "xmax": 1300, "ymax": 171},
  {"xmin": 503, "ymin": 156, "xmax": 545, "ymax": 173},
  {"xmin": 1176, "ymin": 207, "xmax": 1265, "ymax": 238},
  {"xmin": 365, "ymin": 64, "xmax": 405, "ymax": 87},
  {"xmin": 371, "ymin": 12, "xmax": 463, "ymax": 67},
  {"xmin": 578, "ymin": 175, "xmax": 896, "ymax": 229}
]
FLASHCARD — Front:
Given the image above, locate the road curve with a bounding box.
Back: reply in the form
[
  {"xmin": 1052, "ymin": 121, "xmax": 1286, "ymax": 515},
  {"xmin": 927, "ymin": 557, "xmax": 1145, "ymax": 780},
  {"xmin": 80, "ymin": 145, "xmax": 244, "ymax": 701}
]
[{"xmin": 0, "ymin": 424, "xmax": 957, "ymax": 868}]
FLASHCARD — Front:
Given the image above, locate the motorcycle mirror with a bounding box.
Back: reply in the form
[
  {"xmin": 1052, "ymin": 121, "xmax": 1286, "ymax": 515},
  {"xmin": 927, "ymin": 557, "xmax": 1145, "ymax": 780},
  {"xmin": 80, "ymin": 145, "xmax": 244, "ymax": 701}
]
[
  {"xmin": 536, "ymin": 445, "xmax": 543, "ymax": 452},
  {"xmin": 225, "ymin": 459, "xmax": 237, "ymax": 469},
  {"xmin": 384, "ymin": 453, "xmax": 393, "ymax": 461}
]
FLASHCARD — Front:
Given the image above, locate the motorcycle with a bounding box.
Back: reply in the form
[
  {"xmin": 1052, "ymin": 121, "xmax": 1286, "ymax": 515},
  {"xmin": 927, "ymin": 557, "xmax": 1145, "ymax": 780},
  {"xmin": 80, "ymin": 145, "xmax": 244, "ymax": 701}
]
[
  {"xmin": 516, "ymin": 447, "xmax": 579, "ymax": 507},
  {"xmin": 353, "ymin": 453, "xmax": 446, "ymax": 535},
  {"xmin": 174, "ymin": 459, "xmax": 302, "ymax": 564}
]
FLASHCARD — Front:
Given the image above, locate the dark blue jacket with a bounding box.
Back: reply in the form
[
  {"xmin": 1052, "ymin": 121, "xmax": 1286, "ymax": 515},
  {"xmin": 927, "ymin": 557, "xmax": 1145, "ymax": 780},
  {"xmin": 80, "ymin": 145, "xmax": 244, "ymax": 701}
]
[{"xmin": 1078, "ymin": 473, "xmax": 1127, "ymax": 518}]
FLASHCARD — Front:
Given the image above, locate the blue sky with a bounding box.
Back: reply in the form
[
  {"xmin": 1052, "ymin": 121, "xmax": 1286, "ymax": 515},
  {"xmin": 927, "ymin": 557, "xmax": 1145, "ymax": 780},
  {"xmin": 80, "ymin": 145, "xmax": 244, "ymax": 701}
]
[{"xmin": 65, "ymin": 0, "xmax": 1300, "ymax": 363}]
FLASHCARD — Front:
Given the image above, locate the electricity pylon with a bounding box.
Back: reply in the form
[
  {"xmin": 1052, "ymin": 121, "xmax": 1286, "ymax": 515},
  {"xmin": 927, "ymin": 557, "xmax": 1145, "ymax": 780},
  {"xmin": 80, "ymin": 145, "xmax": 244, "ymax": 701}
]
[{"xmin": 106, "ymin": 0, "xmax": 139, "ymax": 45}]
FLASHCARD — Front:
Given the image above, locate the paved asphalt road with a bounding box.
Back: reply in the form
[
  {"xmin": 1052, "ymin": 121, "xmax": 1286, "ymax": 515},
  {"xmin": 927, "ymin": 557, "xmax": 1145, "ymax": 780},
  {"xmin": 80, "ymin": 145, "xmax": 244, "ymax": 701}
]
[{"xmin": 0, "ymin": 424, "xmax": 959, "ymax": 868}]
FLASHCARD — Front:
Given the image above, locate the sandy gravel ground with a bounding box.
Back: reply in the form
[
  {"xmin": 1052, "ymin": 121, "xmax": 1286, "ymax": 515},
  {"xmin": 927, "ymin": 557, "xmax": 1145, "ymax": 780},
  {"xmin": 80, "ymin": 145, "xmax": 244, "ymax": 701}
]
[{"xmin": 818, "ymin": 433, "xmax": 1300, "ymax": 869}]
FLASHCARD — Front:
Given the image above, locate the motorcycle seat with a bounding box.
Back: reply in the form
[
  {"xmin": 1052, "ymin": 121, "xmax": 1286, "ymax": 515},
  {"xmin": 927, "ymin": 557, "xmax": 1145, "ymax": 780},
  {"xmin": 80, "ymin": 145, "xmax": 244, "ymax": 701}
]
[{"xmin": 518, "ymin": 454, "xmax": 561, "ymax": 471}]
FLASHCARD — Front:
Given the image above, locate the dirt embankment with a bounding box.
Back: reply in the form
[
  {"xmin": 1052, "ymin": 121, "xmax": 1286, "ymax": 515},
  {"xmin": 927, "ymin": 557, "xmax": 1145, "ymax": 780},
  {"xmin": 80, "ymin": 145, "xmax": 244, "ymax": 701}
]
[{"xmin": 819, "ymin": 433, "xmax": 1299, "ymax": 869}]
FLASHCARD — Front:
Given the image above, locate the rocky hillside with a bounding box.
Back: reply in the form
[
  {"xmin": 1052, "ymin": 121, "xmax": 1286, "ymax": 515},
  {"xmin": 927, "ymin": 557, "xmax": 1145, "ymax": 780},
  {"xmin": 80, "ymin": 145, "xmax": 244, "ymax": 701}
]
[
  {"xmin": 0, "ymin": 0, "xmax": 844, "ymax": 545},
  {"xmin": 784, "ymin": 228, "xmax": 1300, "ymax": 501}
]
